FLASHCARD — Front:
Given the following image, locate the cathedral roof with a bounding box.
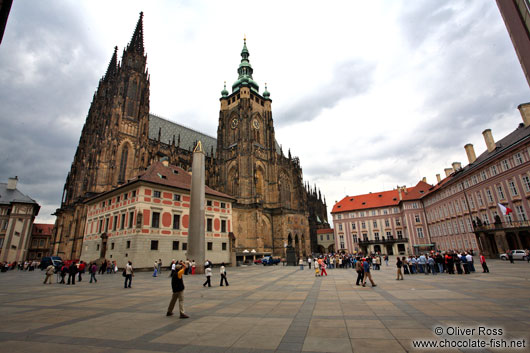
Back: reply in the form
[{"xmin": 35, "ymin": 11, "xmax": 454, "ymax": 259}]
[
  {"xmin": 149, "ymin": 114, "xmax": 217, "ymax": 153},
  {"xmin": 149, "ymin": 113, "xmax": 283, "ymax": 155}
]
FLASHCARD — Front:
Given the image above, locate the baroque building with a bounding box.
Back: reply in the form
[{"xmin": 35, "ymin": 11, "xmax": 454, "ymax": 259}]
[{"xmin": 52, "ymin": 13, "xmax": 328, "ymax": 260}]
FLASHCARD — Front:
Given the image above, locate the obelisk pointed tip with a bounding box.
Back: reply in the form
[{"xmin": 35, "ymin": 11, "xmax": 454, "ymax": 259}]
[{"xmin": 194, "ymin": 140, "xmax": 203, "ymax": 153}]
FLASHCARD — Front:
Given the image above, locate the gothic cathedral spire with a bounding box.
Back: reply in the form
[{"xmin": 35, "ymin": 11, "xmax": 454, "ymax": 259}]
[{"xmin": 127, "ymin": 11, "xmax": 144, "ymax": 55}]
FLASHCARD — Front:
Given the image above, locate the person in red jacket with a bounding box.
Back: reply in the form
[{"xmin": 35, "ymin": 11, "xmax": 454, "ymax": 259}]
[
  {"xmin": 77, "ymin": 261, "xmax": 86, "ymax": 282},
  {"xmin": 479, "ymin": 253, "xmax": 489, "ymax": 273}
]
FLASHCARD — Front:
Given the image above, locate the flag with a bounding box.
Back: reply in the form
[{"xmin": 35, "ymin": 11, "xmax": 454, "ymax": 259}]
[{"xmin": 498, "ymin": 203, "xmax": 513, "ymax": 216}]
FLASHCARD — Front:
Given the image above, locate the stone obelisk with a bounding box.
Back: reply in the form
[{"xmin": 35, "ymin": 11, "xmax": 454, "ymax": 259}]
[{"xmin": 187, "ymin": 141, "xmax": 206, "ymax": 274}]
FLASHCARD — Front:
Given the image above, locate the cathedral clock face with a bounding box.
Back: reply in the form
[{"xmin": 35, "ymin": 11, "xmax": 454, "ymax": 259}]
[
  {"xmin": 252, "ymin": 119, "xmax": 260, "ymax": 130},
  {"xmin": 231, "ymin": 118, "xmax": 238, "ymax": 129}
]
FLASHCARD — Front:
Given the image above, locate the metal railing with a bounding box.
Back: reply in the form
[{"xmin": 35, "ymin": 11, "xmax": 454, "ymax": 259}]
[
  {"xmin": 474, "ymin": 220, "xmax": 530, "ymax": 232},
  {"xmin": 358, "ymin": 237, "xmax": 409, "ymax": 245}
]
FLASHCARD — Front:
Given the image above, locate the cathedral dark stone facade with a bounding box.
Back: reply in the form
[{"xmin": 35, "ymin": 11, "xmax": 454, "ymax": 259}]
[{"xmin": 52, "ymin": 13, "xmax": 328, "ymax": 260}]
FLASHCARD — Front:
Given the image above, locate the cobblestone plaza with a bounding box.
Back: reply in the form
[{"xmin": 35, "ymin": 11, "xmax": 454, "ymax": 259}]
[{"xmin": 0, "ymin": 259, "xmax": 529, "ymax": 353}]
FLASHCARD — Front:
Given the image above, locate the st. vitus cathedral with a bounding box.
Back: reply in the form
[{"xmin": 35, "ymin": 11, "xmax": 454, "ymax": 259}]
[{"xmin": 52, "ymin": 13, "xmax": 329, "ymax": 260}]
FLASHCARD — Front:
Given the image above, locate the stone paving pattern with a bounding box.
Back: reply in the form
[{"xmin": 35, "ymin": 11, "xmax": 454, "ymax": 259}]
[{"xmin": 0, "ymin": 258, "xmax": 529, "ymax": 352}]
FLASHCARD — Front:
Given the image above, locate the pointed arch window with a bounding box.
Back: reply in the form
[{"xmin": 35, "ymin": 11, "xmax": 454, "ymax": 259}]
[{"xmin": 118, "ymin": 145, "xmax": 129, "ymax": 183}]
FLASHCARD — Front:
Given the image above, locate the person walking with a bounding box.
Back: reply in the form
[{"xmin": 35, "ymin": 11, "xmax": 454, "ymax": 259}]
[
  {"xmin": 428, "ymin": 256, "xmax": 436, "ymax": 275},
  {"xmin": 43, "ymin": 264, "xmax": 55, "ymax": 284},
  {"xmin": 59, "ymin": 264, "xmax": 67, "ymax": 284},
  {"xmin": 396, "ymin": 257, "xmax": 404, "ymax": 280},
  {"xmin": 307, "ymin": 257, "xmax": 312, "ymax": 269},
  {"xmin": 67, "ymin": 262, "xmax": 77, "ymax": 285},
  {"xmin": 158, "ymin": 259, "xmax": 162, "ymax": 274},
  {"xmin": 219, "ymin": 262, "xmax": 229, "ymax": 286},
  {"xmin": 384, "ymin": 255, "xmax": 389, "ymax": 266},
  {"xmin": 153, "ymin": 260, "xmax": 158, "ymax": 277},
  {"xmin": 299, "ymin": 258, "xmax": 304, "ymax": 270},
  {"xmin": 124, "ymin": 261, "xmax": 133, "ymax": 288},
  {"xmin": 507, "ymin": 250, "xmax": 514, "ymax": 264},
  {"xmin": 166, "ymin": 261, "xmax": 189, "ymax": 318},
  {"xmin": 479, "ymin": 253, "xmax": 489, "ymax": 273},
  {"xmin": 203, "ymin": 265, "xmax": 212, "ymax": 287},
  {"xmin": 355, "ymin": 257, "xmax": 364, "ymax": 285},
  {"xmin": 362, "ymin": 258, "xmax": 376, "ymax": 287},
  {"xmin": 320, "ymin": 261, "xmax": 328, "ymax": 276},
  {"xmin": 89, "ymin": 263, "xmax": 98, "ymax": 283}
]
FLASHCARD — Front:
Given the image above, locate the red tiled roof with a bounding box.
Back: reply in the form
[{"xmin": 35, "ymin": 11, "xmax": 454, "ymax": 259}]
[
  {"xmin": 32, "ymin": 223, "xmax": 53, "ymax": 236},
  {"xmin": 132, "ymin": 161, "xmax": 234, "ymax": 200},
  {"xmin": 316, "ymin": 228, "xmax": 333, "ymax": 234},
  {"xmin": 331, "ymin": 181, "xmax": 433, "ymax": 213}
]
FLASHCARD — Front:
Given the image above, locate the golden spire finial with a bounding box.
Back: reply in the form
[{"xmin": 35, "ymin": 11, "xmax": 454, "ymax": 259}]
[
  {"xmin": 194, "ymin": 140, "xmax": 203, "ymax": 153},
  {"xmin": 244, "ymin": 34, "xmax": 246, "ymax": 42}
]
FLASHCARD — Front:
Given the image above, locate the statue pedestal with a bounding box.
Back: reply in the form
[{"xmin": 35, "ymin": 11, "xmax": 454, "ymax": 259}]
[{"xmin": 285, "ymin": 246, "xmax": 296, "ymax": 266}]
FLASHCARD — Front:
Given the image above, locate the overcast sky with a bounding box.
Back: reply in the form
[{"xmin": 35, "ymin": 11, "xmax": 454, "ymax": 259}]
[{"xmin": 0, "ymin": 0, "xmax": 528, "ymax": 224}]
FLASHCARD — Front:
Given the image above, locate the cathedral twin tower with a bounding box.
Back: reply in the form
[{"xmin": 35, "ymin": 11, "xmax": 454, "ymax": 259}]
[{"xmin": 53, "ymin": 12, "xmax": 328, "ymax": 261}]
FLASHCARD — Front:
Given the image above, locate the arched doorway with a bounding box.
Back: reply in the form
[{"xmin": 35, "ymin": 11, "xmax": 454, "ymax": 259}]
[
  {"xmin": 374, "ymin": 245, "xmax": 381, "ymax": 254},
  {"xmin": 295, "ymin": 234, "xmax": 300, "ymax": 258}
]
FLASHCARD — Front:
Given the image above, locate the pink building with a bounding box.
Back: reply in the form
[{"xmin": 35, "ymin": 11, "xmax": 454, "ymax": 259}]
[
  {"xmin": 331, "ymin": 181, "xmax": 432, "ymax": 256},
  {"xmin": 333, "ymin": 103, "xmax": 530, "ymax": 258}
]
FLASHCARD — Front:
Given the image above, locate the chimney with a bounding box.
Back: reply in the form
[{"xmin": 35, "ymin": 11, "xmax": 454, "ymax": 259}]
[
  {"xmin": 7, "ymin": 176, "xmax": 18, "ymax": 190},
  {"xmin": 452, "ymin": 162, "xmax": 462, "ymax": 171},
  {"xmin": 482, "ymin": 129, "xmax": 496, "ymax": 152},
  {"xmin": 436, "ymin": 174, "xmax": 441, "ymax": 183},
  {"xmin": 421, "ymin": 177, "xmax": 427, "ymax": 183},
  {"xmin": 397, "ymin": 186, "xmax": 402, "ymax": 201},
  {"xmin": 518, "ymin": 103, "xmax": 530, "ymax": 127},
  {"xmin": 464, "ymin": 144, "xmax": 477, "ymax": 164},
  {"xmin": 444, "ymin": 168, "xmax": 453, "ymax": 177}
]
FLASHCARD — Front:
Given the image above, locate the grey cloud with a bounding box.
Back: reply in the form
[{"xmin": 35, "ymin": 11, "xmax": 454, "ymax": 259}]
[
  {"xmin": 275, "ymin": 60, "xmax": 375, "ymax": 126},
  {"xmin": 0, "ymin": 1, "xmax": 105, "ymax": 220}
]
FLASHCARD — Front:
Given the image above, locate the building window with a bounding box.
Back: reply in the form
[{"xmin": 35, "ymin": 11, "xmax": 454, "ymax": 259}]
[
  {"xmin": 486, "ymin": 189, "xmax": 494, "ymax": 203},
  {"xmin": 351, "ymin": 223, "xmax": 356, "ymax": 230},
  {"xmin": 154, "ymin": 190, "xmax": 161, "ymax": 198},
  {"xmin": 514, "ymin": 152, "xmax": 524, "ymax": 165},
  {"xmin": 129, "ymin": 211, "xmax": 134, "ymax": 228},
  {"xmin": 352, "ymin": 235, "xmax": 358, "ymax": 243},
  {"xmin": 502, "ymin": 159, "xmax": 510, "ymax": 171},
  {"xmin": 476, "ymin": 192, "xmax": 484, "ymax": 207},
  {"xmin": 121, "ymin": 214, "xmax": 126, "ymax": 230},
  {"xmin": 113, "ymin": 215, "xmax": 118, "ymax": 231},
  {"xmin": 132, "ymin": 190, "xmax": 137, "ymax": 197},
  {"xmin": 395, "ymin": 218, "xmax": 401, "ymax": 226},
  {"xmin": 361, "ymin": 221, "xmax": 366, "ymax": 229},
  {"xmin": 386, "ymin": 231, "xmax": 392, "ymax": 238},
  {"xmin": 99, "ymin": 219, "xmax": 103, "ymax": 233},
  {"xmin": 415, "ymin": 215, "xmax": 420, "ymax": 223},
  {"xmin": 497, "ymin": 185, "xmax": 506, "ymax": 200},
  {"xmin": 126, "ymin": 240, "xmax": 131, "ymax": 249},
  {"xmin": 491, "ymin": 165, "xmax": 498, "ymax": 176},
  {"xmin": 326, "ymin": 234, "xmax": 330, "ymax": 240},
  {"xmin": 207, "ymin": 242, "xmax": 213, "ymax": 251},
  {"xmin": 97, "ymin": 244, "xmax": 100, "ymax": 251},
  {"xmin": 108, "ymin": 200, "xmax": 112, "ymax": 206},
  {"xmin": 469, "ymin": 197, "xmax": 475, "ymax": 210},
  {"xmin": 173, "ymin": 214, "xmax": 180, "ymax": 230},
  {"xmin": 151, "ymin": 240, "xmax": 158, "ymax": 250},
  {"xmin": 417, "ymin": 228, "xmax": 424, "ymax": 238},
  {"xmin": 374, "ymin": 232, "xmax": 380, "ymax": 241},
  {"xmin": 124, "ymin": 193, "xmax": 128, "ymax": 200},
  {"xmin": 182, "ymin": 243, "xmax": 187, "ymax": 250},
  {"xmin": 480, "ymin": 171, "xmax": 487, "ymax": 181},
  {"xmin": 105, "ymin": 218, "xmax": 109, "ymax": 232},
  {"xmin": 222, "ymin": 242, "xmax": 227, "ymax": 251},
  {"xmin": 373, "ymin": 220, "xmax": 377, "ymax": 228},
  {"xmin": 174, "ymin": 194, "xmax": 181, "ymax": 201},
  {"xmin": 207, "ymin": 200, "xmax": 212, "ymax": 206},
  {"xmin": 508, "ymin": 180, "xmax": 519, "ymax": 197},
  {"xmin": 111, "ymin": 242, "xmax": 115, "ymax": 250},
  {"xmin": 412, "ymin": 202, "xmax": 418, "ymax": 209},
  {"xmin": 221, "ymin": 220, "xmax": 226, "ymax": 233},
  {"xmin": 384, "ymin": 219, "xmax": 390, "ymax": 227},
  {"xmin": 172, "ymin": 241, "xmax": 179, "ymax": 250},
  {"xmin": 522, "ymin": 175, "xmax": 530, "ymax": 193},
  {"xmin": 516, "ymin": 205, "xmax": 527, "ymax": 221},
  {"xmin": 362, "ymin": 233, "xmax": 368, "ymax": 241},
  {"xmin": 152, "ymin": 212, "xmax": 160, "ymax": 228},
  {"xmin": 371, "ymin": 210, "xmax": 376, "ymax": 216},
  {"xmin": 117, "ymin": 196, "xmax": 121, "ymax": 203},
  {"xmin": 207, "ymin": 218, "xmax": 213, "ymax": 232},
  {"xmin": 383, "ymin": 209, "xmax": 388, "ymax": 215},
  {"xmin": 220, "ymin": 202, "xmax": 226, "ymax": 209}
]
